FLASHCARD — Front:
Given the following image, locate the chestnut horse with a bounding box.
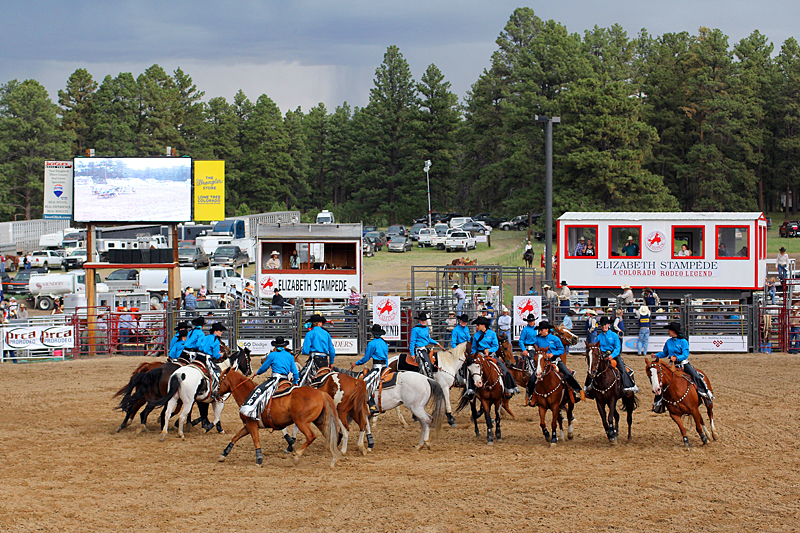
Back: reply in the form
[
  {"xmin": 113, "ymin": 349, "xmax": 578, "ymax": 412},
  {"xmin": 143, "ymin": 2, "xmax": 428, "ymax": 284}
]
[
  {"xmin": 586, "ymin": 343, "xmax": 638, "ymax": 444},
  {"xmin": 217, "ymin": 369, "xmax": 343, "ymax": 467},
  {"xmin": 497, "ymin": 334, "xmax": 529, "ymax": 388},
  {"xmin": 526, "ymin": 346, "xmax": 575, "ymax": 446},
  {"xmin": 456, "ymin": 352, "xmax": 515, "ymax": 445},
  {"xmin": 645, "ymin": 357, "xmax": 717, "ymax": 450}
]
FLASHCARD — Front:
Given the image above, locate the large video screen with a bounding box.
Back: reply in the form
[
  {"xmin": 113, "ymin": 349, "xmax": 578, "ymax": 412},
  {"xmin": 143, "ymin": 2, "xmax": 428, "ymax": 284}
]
[{"xmin": 73, "ymin": 158, "xmax": 192, "ymax": 222}]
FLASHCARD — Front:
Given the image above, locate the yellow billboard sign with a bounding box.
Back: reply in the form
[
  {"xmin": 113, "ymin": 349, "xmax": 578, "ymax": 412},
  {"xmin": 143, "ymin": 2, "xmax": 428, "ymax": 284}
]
[{"xmin": 193, "ymin": 160, "xmax": 225, "ymax": 220}]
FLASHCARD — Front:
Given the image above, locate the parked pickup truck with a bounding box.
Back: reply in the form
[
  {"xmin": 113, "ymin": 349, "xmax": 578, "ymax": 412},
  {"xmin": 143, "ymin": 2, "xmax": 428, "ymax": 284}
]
[
  {"xmin": 445, "ymin": 231, "xmax": 476, "ymax": 253},
  {"xmin": 417, "ymin": 227, "xmax": 437, "ymax": 247},
  {"xmin": 30, "ymin": 250, "xmax": 64, "ymax": 269},
  {"xmin": 430, "ymin": 224, "xmax": 453, "ymax": 250}
]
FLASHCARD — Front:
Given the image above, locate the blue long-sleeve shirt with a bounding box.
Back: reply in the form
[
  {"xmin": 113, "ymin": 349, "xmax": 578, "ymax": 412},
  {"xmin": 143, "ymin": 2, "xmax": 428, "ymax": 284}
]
[
  {"xmin": 168, "ymin": 334, "xmax": 186, "ymax": 359},
  {"xmin": 654, "ymin": 337, "xmax": 690, "ymax": 362},
  {"xmin": 184, "ymin": 327, "xmax": 205, "ymax": 350},
  {"xmin": 471, "ymin": 329, "xmax": 499, "ymax": 354},
  {"xmin": 531, "ymin": 333, "xmax": 565, "ymax": 357},
  {"xmin": 199, "ymin": 333, "xmax": 222, "ymax": 360},
  {"xmin": 450, "ymin": 324, "xmax": 471, "ymax": 348},
  {"xmin": 355, "ymin": 337, "xmax": 388, "ymax": 365},
  {"xmin": 409, "ymin": 324, "xmax": 436, "ymax": 350},
  {"xmin": 518, "ymin": 325, "xmax": 539, "ymax": 351},
  {"xmin": 256, "ymin": 348, "xmax": 298, "ymax": 383},
  {"xmin": 597, "ymin": 329, "xmax": 621, "ymax": 358},
  {"xmin": 184, "ymin": 293, "xmax": 197, "ymax": 309},
  {"xmin": 301, "ymin": 326, "xmax": 336, "ymax": 364}
]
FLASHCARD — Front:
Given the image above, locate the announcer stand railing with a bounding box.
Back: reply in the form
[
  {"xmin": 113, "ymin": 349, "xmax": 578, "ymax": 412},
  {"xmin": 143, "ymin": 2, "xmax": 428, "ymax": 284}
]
[{"xmin": 1, "ymin": 315, "xmax": 72, "ymax": 363}]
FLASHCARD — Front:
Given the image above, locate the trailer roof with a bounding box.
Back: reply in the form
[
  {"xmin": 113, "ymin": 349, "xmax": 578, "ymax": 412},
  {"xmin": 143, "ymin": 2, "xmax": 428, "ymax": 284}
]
[
  {"xmin": 256, "ymin": 223, "xmax": 362, "ymax": 239},
  {"xmin": 558, "ymin": 212, "xmax": 764, "ymax": 221}
]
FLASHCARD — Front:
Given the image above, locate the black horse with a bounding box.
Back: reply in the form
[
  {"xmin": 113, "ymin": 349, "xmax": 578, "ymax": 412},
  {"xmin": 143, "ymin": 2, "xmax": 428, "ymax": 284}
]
[{"xmin": 585, "ymin": 343, "xmax": 638, "ymax": 443}]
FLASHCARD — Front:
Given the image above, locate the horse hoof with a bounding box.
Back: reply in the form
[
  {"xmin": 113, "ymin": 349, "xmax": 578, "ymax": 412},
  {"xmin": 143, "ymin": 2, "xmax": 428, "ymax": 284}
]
[
  {"xmin": 218, "ymin": 455, "xmax": 226, "ymax": 462},
  {"xmin": 136, "ymin": 425, "xmax": 146, "ymax": 435},
  {"xmin": 116, "ymin": 425, "xmax": 124, "ymax": 433},
  {"xmin": 487, "ymin": 440, "xmax": 493, "ymax": 446},
  {"xmin": 550, "ymin": 442, "xmax": 556, "ymax": 447},
  {"xmin": 159, "ymin": 433, "xmax": 166, "ymax": 442},
  {"xmin": 449, "ymin": 422, "xmax": 457, "ymax": 428},
  {"xmin": 359, "ymin": 447, "xmax": 368, "ymax": 456}
]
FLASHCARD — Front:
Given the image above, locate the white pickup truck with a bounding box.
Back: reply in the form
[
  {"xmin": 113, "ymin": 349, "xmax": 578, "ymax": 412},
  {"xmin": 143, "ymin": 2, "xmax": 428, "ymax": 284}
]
[
  {"xmin": 417, "ymin": 228, "xmax": 437, "ymax": 247},
  {"xmin": 445, "ymin": 231, "xmax": 476, "ymax": 253},
  {"xmin": 30, "ymin": 250, "xmax": 64, "ymax": 269}
]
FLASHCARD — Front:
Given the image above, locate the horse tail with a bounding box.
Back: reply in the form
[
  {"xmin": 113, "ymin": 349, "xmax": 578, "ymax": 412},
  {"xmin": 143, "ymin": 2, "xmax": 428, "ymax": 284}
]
[
  {"xmin": 621, "ymin": 394, "xmax": 639, "ymax": 413},
  {"xmin": 148, "ymin": 373, "xmax": 182, "ymax": 408},
  {"xmin": 426, "ymin": 378, "xmax": 446, "ymax": 434},
  {"xmin": 115, "ymin": 370, "xmax": 149, "ymax": 412},
  {"xmin": 454, "ymin": 389, "xmax": 471, "ymax": 414},
  {"xmin": 319, "ymin": 392, "xmax": 344, "ymax": 466}
]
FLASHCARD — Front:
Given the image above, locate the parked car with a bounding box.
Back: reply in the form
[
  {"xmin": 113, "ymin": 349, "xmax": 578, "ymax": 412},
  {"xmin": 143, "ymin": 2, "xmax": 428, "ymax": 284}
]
[
  {"xmin": 106, "ymin": 268, "xmax": 138, "ymax": 281},
  {"xmin": 30, "ymin": 250, "xmax": 63, "ymax": 269},
  {"xmin": 449, "ymin": 216, "xmax": 474, "ymax": 229},
  {"xmin": 417, "ymin": 227, "xmax": 437, "ymax": 247},
  {"xmin": 534, "ymin": 229, "xmax": 558, "ymax": 242},
  {"xmin": 211, "ymin": 245, "xmax": 249, "ymax": 267},
  {"xmin": 178, "ymin": 245, "xmax": 209, "ymax": 267},
  {"xmin": 499, "ymin": 214, "xmax": 541, "ymax": 231},
  {"xmin": 408, "ymin": 223, "xmax": 427, "ymax": 241},
  {"xmin": 63, "ymin": 249, "xmax": 87, "ymax": 271},
  {"xmin": 440, "ymin": 212, "xmax": 463, "ymax": 224},
  {"xmin": 445, "ymin": 231, "xmax": 476, "ymax": 252},
  {"xmin": 4, "ymin": 269, "xmax": 48, "ymax": 295},
  {"xmin": 386, "ymin": 225, "xmax": 407, "ymax": 242},
  {"xmin": 195, "ymin": 299, "xmax": 218, "ymax": 310},
  {"xmin": 456, "ymin": 221, "xmax": 488, "ymax": 235},
  {"xmin": 362, "ymin": 237, "xmax": 375, "ymax": 257},
  {"xmin": 779, "ymin": 220, "xmax": 800, "ymax": 238},
  {"xmin": 364, "ymin": 231, "xmax": 387, "ymax": 251},
  {"xmin": 473, "ymin": 213, "xmax": 506, "ymax": 227},
  {"xmin": 388, "ymin": 236, "xmax": 413, "ymax": 253},
  {"xmin": 413, "ymin": 212, "xmax": 441, "ymax": 225},
  {"xmin": 362, "ymin": 225, "xmax": 378, "ymax": 236}
]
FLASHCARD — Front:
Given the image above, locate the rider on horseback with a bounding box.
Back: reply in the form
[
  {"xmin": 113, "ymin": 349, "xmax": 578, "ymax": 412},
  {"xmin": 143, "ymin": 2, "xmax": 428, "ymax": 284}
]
[
  {"xmin": 450, "ymin": 313, "xmax": 471, "ymax": 348},
  {"xmin": 585, "ymin": 316, "xmax": 638, "ymax": 398},
  {"xmin": 197, "ymin": 322, "xmax": 227, "ymax": 399},
  {"xmin": 527, "ymin": 321, "xmax": 582, "ymax": 402},
  {"xmin": 168, "ymin": 322, "xmax": 190, "ymax": 360},
  {"xmin": 240, "ymin": 336, "xmax": 298, "ymax": 420},
  {"xmin": 651, "ymin": 322, "xmax": 714, "ymax": 412},
  {"xmin": 181, "ymin": 316, "xmax": 206, "ymax": 358},
  {"xmin": 299, "ymin": 314, "xmax": 336, "ymax": 385},
  {"xmin": 405, "ymin": 311, "xmax": 443, "ymax": 378},
  {"xmin": 351, "ymin": 324, "xmax": 389, "ymax": 415},
  {"xmin": 519, "ymin": 313, "xmax": 540, "ymax": 372},
  {"xmin": 465, "ymin": 316, "xmax": 520, "ymax": 399}
]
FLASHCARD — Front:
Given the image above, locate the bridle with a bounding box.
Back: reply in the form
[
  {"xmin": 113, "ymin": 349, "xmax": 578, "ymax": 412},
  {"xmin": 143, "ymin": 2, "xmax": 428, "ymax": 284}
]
[
  {"xmin": 586, "ymin": 346, "xmax": 618, "ymax": 394},
  {"xmin": 650, "ymin": 362, "xmax": 691, "ymax": 405},
  {"xmin": 470, "ymin": 353, "xmax": 502, "ymax": 390},
  {"xmin": 532, "ymin": 349, "xmax": 562, "ymax": 398}
]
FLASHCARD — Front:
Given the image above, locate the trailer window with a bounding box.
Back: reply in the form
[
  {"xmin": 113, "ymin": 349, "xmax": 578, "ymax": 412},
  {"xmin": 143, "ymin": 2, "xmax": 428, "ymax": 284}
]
[
  {"xmin": 565, "ymin": 225, "xmax": 598, "ymax": 258},
  {"xmin": 672, "ymin": 226, "xmax": 704, "ymax": 259},
  {"xmin": 609, "ymin": 226, "xmax": 641, "ymax": 258},
  {"xmin": 716, "ymin": 226, "xmax": 749, "ymax": 259},
  {"xmin": 260, "ymin": 241, "xmax": 355, "ymax": 272}
]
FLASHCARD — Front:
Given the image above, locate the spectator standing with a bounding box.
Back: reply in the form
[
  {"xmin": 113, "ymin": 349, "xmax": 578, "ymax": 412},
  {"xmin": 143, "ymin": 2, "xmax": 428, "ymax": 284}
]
[
  {"xmin": 118, "ymin": 307, "xmax": 135, "ymax": 345},
  {"xmin": 265, "ymin": 251, "xmax": 281, "ymax": 270},
  {"xmin": 289, "ymin": 249, "xmax": 300, "ymax": 269},
  {"xmin": 766, "ymin": 277, "xmax": 777, "ymax": 305},
  {"xmin": 17, "ymin": 302, "xmax": 27, "ymax": 319},
  {"xmin": 584, "ymin": 239, "xmax": 596, "ymax": 257},
  {"xmin": 613, "ymin": 308, "xmax": 626, "ymax": 335},
  {"xmin": 561, "ymin": 309, "xmax": 576, "ymax": 355},
  {"xmin": 777, "ymin": 247, "xmax": 789, "ymax": 282},
  {"xmin": 791, "ymin": 307, "xmax": 800, "ymax": 354},
  {"xmin": 0, "ymin": 255, "xmax": 4, "ymax": 273},
  {"xmin": 199, "ymin": 285, "xmax": 207, "ymax": 298},
  {"xmin": 635, "ymin": 305, "xmax": 650, "ymax": 356},
  {"xmin": 184, "ymin": 288, "xmax": 197, "ymax": 316},
  {"xmin": 498, "ymin": 307, "xmax": 512, "ymax": 339},
  {"xmin": 271, "ymin": 288, "xmax": 285, "ymax": 311},
  {"xmin": 677, "ymin": 244, "xmax": 691, "ymax": 257},
  {"xmin": 445, "ymin": 311, "xmax": 457, "ymax": 333},
  {"xmin": 558, "ymin": 281, "xmax": 571, "ymax": 311},
  {"xmin": 348, "ymin": 286, "xmax": 361, "ymax": 308},
  {"xmin": 618, "ymin": 284, "xmax": 635, "ymax": 311},
  {"xmin": 642, "ymin": 287, "xmax": 660, "ymax": 307},
  {"xmin": 622, "ymin": 235, "xmax": 640, "ymax": 256},
  {"xmin": 584, "ymin": 309, "xmax": 598, "ymax": 344},
  {"xmin": 573, "ymin": 237, "xmax": 586, "ymax": 256},
  {"xmin": 542, "ymin": 284, "xmax": 558, "ymax": 300},
  {"xmin": 452, "ymin": 284, "xmax": 466, "ymax": 311},
  {"xmin": 718, "ymin": 242, "xmax": 728, "ymax": 257}
]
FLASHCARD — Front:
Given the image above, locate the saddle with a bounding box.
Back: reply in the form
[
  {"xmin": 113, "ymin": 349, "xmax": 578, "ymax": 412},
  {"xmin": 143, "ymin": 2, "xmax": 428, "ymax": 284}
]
[
  {"xmin": 187, "ymin": 360, "xmax": 211, "ymax": 378},
  {"xmin": 315, "ymin": 367, "xmax": 332, "ymax": 379},
  {"xmin": 404, "ymin": 351, "xmax": 438, "ymax": 370},
  {"xmin": 375, "ymin": 370, "xmax": 399, "ymax": 414},
  {"xmin": 273, "ymin": 381, "xmax": 295, "ymax": 398},
  {"xmin": 310, "ymin": 371, "xmax": 336, "ymax": 387}
]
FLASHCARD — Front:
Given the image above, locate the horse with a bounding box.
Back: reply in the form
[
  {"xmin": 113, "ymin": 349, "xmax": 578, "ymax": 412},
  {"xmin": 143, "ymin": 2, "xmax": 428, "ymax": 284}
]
[
  {"xmin": 283, "ymin": 371, "xmax": 373, "ymax": 456},
  {"xmin": 552, "ymin": 324, "xmax": 579, "ymax": 365},
  {"xmin": 645, "ymin": 357, "xmax": 717, "ymax": 449},
  {"xmin": 113, "ymin": 360, "xmax": 167, "ymax": 432},
  {"xmin": 523, "ymin": 249, "xmax": 534, "ymax": 268},
  {"xmin": 457, "ymin": 352, "xmax": 515, "ymax": 445},
  {"xmin": 217, "ymin": 369, "xmax": 343, "ymax": 467},
  {"xmin": 585, "ymin": 343, "xmax": 638, "ymax": 444},
  {"xmin": 444, "ymin": 257, "xmax": 465, "ymax": 280},
  {"xmin": 497, "ymin": 334, "xmax": 530, "ymax": 388},
  {"xmin": 526, "ymin": 346, "xmax": 575, "ymax": 446}
]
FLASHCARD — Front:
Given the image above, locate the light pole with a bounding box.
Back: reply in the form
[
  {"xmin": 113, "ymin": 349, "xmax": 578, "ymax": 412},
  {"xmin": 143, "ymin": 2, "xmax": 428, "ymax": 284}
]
[
  {"xmin": 535, "ymin": 115, "xmax": 560, "ymax": 286},
  {"xmin": 424, "ymin": 160, "xmax": 432, "ymax": 227}
]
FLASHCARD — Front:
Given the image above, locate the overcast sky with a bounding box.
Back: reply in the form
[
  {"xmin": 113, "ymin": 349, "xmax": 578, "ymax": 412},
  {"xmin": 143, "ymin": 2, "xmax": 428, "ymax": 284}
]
[{"xmin": 1, "ymin": 1, "xmax": 798, "ymax": 113}]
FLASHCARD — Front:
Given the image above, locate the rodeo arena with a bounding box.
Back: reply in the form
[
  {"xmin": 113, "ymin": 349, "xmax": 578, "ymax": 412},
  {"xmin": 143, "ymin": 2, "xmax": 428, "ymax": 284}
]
[{"xmin": 2, "ymin": 162, "xmax": 798, "ymax": 532}]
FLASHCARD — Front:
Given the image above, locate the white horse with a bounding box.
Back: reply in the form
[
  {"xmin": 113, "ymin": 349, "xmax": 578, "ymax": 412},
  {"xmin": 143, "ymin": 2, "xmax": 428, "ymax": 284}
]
[
  {"xmin": 373, "ymin": 372, "xmax": 447, "ymax": 450},
  {"xmin": 150, "ymin": 364, "xmax": 225, "ymax": 441}
]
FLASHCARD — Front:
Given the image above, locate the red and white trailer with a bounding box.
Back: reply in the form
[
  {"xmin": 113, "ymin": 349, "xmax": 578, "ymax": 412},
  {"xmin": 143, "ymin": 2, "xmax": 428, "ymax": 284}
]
[{"xmin": 557, "ymin": 212, "xmax": 768, "ymax": 300}]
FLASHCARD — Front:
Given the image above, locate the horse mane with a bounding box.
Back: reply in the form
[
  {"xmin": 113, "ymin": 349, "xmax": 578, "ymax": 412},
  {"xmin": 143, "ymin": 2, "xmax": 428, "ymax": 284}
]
[{"xmin": 437, "ymin": 342, "xmax": 467, "ymax": 368}]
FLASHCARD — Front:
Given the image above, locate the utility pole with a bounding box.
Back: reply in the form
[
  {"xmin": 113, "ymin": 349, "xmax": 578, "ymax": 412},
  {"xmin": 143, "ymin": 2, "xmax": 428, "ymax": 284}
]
[
  {"xmin": 424, "ymin": 160, "xmax": 432, "ymax": 227},
  {"xmin": 536, "ymin": 115, "xmax": 560, "ymax": 286}
]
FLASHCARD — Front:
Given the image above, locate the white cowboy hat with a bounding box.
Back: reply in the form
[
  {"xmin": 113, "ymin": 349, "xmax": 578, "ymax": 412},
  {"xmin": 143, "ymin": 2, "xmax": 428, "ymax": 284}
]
[
  {"xmin": 656, "ymin": 308, "xmax": 666, "ymax": 313},
  {"xmin": 270, "ymin": 250, "xmax": 280, "ymax": 256},
  {"xmin": 639, "ymin": 305, "xmax": 651, "ymax": 316},
  {"xmin": 502, "ymin": 306, "xmax": 509, "ymax": 313},
  {"xmin": 584, "ymin": 309, "xmax": 597, "ymax": 316},
  {"xmin": 621, "ymin": 284, "xmax": 631, "ymax": 289},
  {"xmin": 627, "ymin": 235, "xmax": 634, "ymax": 241},
  {"xmin": 542, "ymin": 284, "xmax": 551, "ymax": 289}
]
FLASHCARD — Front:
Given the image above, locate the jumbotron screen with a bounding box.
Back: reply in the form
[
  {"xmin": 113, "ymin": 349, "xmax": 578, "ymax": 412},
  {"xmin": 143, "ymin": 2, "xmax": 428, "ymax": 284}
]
[{"xmin": 73, "ymin": 158, "xmax": 192, "ymax": 222}]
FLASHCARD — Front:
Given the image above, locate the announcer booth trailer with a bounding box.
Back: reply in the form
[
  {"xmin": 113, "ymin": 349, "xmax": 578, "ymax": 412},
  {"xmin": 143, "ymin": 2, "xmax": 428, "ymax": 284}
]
[
  {"xmin": 255, "ymin": 223, "xmax": 363, "ymax": 302},
  {"xmin": 557, "ymin": 212, "xmax": 768, "ymax": 302}
]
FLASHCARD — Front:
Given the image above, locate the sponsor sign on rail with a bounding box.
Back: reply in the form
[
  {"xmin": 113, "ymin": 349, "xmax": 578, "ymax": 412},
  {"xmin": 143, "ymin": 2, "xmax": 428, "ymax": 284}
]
[
  {"xmin": 372, "ymin": 296, "xmax": 401, "ymax": 340},
  {"xmin": 2, "ymin": 326, "xmax": 75, "ymax": 351},
  {"xmin": 512, "ymin": 296, "xmax": 542, "ymax": 341}
]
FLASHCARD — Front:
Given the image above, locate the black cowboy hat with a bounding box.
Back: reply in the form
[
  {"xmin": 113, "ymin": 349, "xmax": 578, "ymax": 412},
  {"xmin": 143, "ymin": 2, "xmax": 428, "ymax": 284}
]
[
  {"xmin": 370, "ymin": 324, "xmax": 386, "ymax": 336},
  {"xmin": 457, "ymin": 313, "xmax": 469, "ymax": 323},
  {"xmin": 472, "ymin": 316, "xmax": 491, "ymax": 326},
  {"xmin": 271, "ymin": 336, "xmax": 290, "ymax": 347},
  {"xmin": 525, "ymin": 313, "xmax": 537, "ymax": 322},
  {"xmin": 175, "ymin": 321, "xmax": 190, "ymax": 331},
  {"xmin": 417, "ymin": 311, "xmax": 430, "ymax": 321},
  {"xmin": 560, "ymin": 281, "xmax": 568, "ymax": 286},
  {"xmin": 667, "ymin": 321, "xmax": 682, "ymax": 335},
  {"xmin": 452, "ymin": 284, "xmax": 459, "ymax": 289},
  {"xmin": 597, "ymin": 316, "xmax": 612, "ymax": 327},
  {"xmin": 308, "ymin": 314, "xmax": 327, "ymax": 324},
  {"xmin": 536, "ymin": 321, "xmax": 553, "ymax": 330},
  {"xmin": 191, "ymin": 316, "xmax": 206, "ymax": 327},
  {"xmin": 210, "ymin": 322, "xmax": 228, "ymax": 333}
]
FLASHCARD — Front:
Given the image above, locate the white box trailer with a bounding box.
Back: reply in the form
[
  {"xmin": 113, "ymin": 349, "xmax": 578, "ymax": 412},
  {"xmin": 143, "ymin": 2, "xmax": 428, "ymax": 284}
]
[
  {"xmin": 255, "ymin": 223, "xmax": 362, "ymax": 300},
  {"xmin": 557, "ymin": 212, "xmax": 768, "ymax": 300}
]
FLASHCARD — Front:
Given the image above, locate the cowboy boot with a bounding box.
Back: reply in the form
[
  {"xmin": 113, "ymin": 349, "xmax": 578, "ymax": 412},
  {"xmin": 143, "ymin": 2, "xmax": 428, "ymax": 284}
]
[{"xmin": 583, "ymin": 374, "xmax": 595, "ymax": 399}]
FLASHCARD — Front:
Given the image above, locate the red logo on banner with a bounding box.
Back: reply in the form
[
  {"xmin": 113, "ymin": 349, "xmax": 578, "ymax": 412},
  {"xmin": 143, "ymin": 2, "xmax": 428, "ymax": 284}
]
[
  {"xmin": 515, "ymin": 298, "xmax": 540, "ymax": 321},
  {"xmin": 646, "ymin": 230, "xmax": 667, "ymax": 252},
  {"xmin": 375, "ymin": 298, "xmax": 397, "ymax": 323},
  {"xmin": 260, "ymin": 276, "xmax": 276, "ymax": 292},
  {"xmin": 713, "ymin": 340, "xmax": 723, "ymax": 347}
]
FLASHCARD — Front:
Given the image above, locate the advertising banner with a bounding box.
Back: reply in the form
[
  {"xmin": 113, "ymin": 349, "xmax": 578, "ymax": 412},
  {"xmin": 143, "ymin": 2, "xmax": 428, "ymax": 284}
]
[
  {"xmin": 512, "ymin": 295, "xmax": 542, "ymax": 341},
  {"xmin": 194, "ymin": 160, "xmax": 225, "ymax": 221},
  {"xmin": 372, "ymin": 296, "xmax": 401, "ymax": 340},
  {"xmin": 258, "ymin": 273, "xmax": 359, "ymax": 299},
  {"xmin": 332, "ymin": 338, "xmax": 358, "ymax": 354},
  {"xmin": 237, "ymin": 338, "xmax": 293, "ymax": 355},
  {"xmin": 3, "ymin": 325, "xmax": 75, "ymax": 351},
  {"xmin": 43, "ymin": 161, "xmax": 73, "ymax": 219}
]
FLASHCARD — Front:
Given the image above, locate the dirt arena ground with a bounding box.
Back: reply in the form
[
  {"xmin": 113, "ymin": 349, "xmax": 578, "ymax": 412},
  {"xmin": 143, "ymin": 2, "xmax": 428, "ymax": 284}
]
[{"xmin": 1, "ymin": 352, "xmax": 798, "ymax": 533}]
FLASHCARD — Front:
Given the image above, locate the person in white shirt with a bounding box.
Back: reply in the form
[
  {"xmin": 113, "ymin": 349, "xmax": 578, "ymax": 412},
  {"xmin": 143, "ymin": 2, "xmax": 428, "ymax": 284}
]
[
  {"xmin": 542, "ymin": 284, "xmax": 558, "ymax": 300},
  {"xmin": 498, "ymin": 307, "xmax": 512, "ymax": 340},
  {"xmin": 558, "ymin": 281, "xmax": 571, "ymax": 311},
  {"xmin": 265, "ymin": 251, "xmax": 281, "ymax": 270},
  {"xmin": 777, "ymin": 246, "xmax": 790, "ymax": 281},
  {"xmin": 677, "ymin": 244, "xmax": 691, "ymax": 256}
]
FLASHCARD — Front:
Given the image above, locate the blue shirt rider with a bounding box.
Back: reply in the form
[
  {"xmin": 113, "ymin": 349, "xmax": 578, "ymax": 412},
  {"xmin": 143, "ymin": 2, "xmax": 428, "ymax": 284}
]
[
  {"xmin": 465, "ymin": 316, "xmax": 518, "ymax": 399},
  {"xmin": 518, "ymin": 313, "xmax": 540, "ymax": 355},
  {"xmin": 527, "ymin": 320, "xmax": 582, "ymax": 400},
  {"xmin": 200, "ymin": 322, "xmax": 227, "ymax": 398},
  {"xmin": 651, "ymin": 322, "xmax": 713, "ymax": 411},
  {"xmin": 584, "ymin": 317, "xmax": 637, "ymax": 398},
  {"xmin": 352, "ymin": 324, "xmax": 390, "ymax": 415},
  {"xmin": 301, "ymin": 314, "xmax": 336, "ymax": 367},
  {"xmin": 405, "ymin": 311, "xmax": 443, "ymax": 375},
  {"xmin": 168, "ymin": 322, "xmax": 189, "ymax": 360},
  {"xmin": 183, "ymin": 316, "xmax": 206, "ymax": 352},
  {"xmin": 256, "ymin": 338, "xmax": 298, "ymax": 384},
  {"xmin": 450, "ymin": 314, "xmax": 471, "ymax": 348}
]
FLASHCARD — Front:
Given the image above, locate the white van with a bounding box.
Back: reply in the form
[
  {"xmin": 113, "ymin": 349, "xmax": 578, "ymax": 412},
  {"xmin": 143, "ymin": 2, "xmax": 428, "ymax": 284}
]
[
  {"xmin": 449, "ymin": 216, "xmax": 474, "ymax": 229},
  {"xmin": 316, "ymin": 210, "xmax": 335, "ymax": 224}
]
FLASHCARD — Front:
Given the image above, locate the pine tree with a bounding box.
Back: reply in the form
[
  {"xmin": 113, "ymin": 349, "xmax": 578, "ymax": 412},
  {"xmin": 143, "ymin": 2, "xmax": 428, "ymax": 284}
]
[{"xmin": 58, "ymin": 68, "xmax": 97, "ymax": 156}]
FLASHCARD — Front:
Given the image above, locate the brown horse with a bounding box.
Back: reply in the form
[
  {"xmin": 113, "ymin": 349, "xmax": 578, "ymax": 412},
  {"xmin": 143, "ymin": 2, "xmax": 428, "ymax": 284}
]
[
  {"xmin": 526, "ymin": 346, "xmax": 575, "ymax": 446},
  {"xmin": 456, "ymin": 352, "xmax": 515, "ymax": 445},
  {"xmin": 497, "ymin": 334, "xmax": 529, "ymax": 388},
  {"xmin": 585, "ymin": 343, "xmax": 638, "ymax": 444},
  {"xmin": 217, "ymin": 369, "xmax": 343, "ymax": 467},
  {"xmin": 645, "ymin": 358, "xmax": 717, "ymax": 449}
]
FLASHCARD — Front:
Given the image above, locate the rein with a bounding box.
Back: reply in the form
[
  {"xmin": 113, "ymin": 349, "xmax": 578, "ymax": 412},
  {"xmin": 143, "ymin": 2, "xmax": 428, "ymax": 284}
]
[
  {"xmin": 589, "ymin": 352, "xmax": 619, "ymax": 395},
  {"xmin": 473, "ymin": 354, "xmax": 502, "ymax": 391},
  {"xmin": 653, "ymin": 363, "xmax": 690, "ymax": 405},
  {"xmin": 534, "ymin": 358, "xmax": 563, "ymax": 398}
]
